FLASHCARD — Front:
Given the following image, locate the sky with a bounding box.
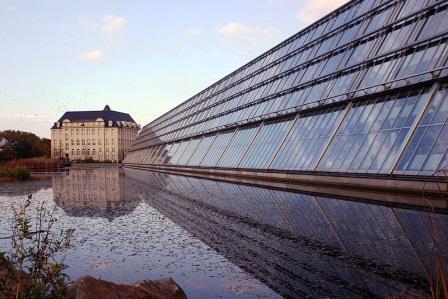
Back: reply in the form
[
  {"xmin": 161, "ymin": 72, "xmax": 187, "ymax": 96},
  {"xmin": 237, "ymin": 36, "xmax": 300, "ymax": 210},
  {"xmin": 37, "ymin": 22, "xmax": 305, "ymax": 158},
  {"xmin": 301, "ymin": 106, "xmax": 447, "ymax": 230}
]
[{"xmin": 0, "ymin": 0, "xmax": 347, "ymax": 138}]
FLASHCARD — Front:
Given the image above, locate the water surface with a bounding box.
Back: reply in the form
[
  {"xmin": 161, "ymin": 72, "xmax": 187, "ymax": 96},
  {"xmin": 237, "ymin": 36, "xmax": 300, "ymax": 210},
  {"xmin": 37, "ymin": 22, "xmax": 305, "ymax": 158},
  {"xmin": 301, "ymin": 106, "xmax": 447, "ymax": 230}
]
[{"xmin": 0, "ymin": 167, "xmax": 447, "ymax": 298}]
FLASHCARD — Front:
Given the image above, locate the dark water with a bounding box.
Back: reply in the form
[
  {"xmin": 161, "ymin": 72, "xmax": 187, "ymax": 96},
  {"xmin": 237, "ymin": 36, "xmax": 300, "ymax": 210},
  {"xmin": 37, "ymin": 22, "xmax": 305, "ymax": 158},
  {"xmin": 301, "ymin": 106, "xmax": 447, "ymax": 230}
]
[{"xmin": 0, "ymin": 167, "xmax": 447, "ymax": 298}]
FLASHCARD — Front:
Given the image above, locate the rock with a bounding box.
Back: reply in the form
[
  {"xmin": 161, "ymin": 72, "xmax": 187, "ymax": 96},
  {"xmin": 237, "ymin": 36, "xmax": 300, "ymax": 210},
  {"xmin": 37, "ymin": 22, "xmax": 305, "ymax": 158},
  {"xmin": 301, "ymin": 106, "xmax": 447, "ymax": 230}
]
[
  {"xmin": 67, "ymin": 276, "xmax": 188, "ymax": 299},
  {"xmin": 0, "ymin": 258, "xmax": 31, "ymax": 297}
]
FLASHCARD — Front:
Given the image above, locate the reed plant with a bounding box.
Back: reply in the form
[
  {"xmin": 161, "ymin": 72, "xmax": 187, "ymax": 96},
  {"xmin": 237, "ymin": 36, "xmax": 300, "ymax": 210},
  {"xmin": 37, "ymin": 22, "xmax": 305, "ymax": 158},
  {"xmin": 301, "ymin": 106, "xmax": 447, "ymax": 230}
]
[
  {"xmin": 1, "ymin": 158, "xmax": 62, "ymax": 172},
  {"xmin": 424, "ymin": 169, "xmax": 448, "ymax": 299},
  {"xmin": 0, "ymin": 166, "xmax": 30, "ymax": 181}
]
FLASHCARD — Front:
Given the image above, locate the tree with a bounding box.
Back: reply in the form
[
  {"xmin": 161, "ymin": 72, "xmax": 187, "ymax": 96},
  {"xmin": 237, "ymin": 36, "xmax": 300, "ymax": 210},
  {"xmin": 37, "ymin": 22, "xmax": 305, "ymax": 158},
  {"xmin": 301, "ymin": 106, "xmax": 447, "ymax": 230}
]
[
  {"xmin": 0, "ymin": 143, "xmax": 16, "ymax": 161},
  {"xmin": 0, "ymin": 131, "xmax": 51, "ymax": 161}
]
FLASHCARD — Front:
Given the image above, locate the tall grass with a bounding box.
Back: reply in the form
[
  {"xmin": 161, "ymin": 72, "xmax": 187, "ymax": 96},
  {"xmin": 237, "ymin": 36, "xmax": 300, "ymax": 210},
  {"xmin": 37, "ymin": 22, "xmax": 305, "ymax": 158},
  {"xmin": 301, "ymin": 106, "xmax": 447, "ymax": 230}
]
[
  {"xmin": 0, "ymin": 166, "xmax": 30, "ymax": 181},
  {"xmin": 1, "ymin": 157, "xmax": 62, "ymax": 171}
]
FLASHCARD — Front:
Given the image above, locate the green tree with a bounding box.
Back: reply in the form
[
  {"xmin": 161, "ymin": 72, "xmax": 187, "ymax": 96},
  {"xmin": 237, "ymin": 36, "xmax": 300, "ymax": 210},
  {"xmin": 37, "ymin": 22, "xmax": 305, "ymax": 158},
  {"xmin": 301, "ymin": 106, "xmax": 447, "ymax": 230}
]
[
  {"xmin": 0, "ymin": 143, "xmax": 16, "ymax": 161},
  {"xmin": 0, "ymin": 131, "xmax": 51, "ymax": 161}
]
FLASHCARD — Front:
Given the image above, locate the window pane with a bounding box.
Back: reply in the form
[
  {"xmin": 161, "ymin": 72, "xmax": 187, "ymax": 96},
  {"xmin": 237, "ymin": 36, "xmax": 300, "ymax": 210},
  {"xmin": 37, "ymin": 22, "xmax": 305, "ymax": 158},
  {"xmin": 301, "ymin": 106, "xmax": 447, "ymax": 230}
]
[
  {"xmin": 272, "ymin": 107, "xmax": 344, "ymax": 170},
  {"xmin": 218, "ymin": 126, "xmax": 259, "ymax": 168},
  {"xmin": 320, "ymin": 88, "xmax": 429, "ymax": 173},
  {"xmin": 240, "ymin": 119, "xmax": 293, "ymax": 169},
  {"xmin": 187, "ymin": 134, "xmax": 217, "ymax": 166},
  {"xmin": 201, "ymin": 130, "xmax": 235, "ymax": 167}
]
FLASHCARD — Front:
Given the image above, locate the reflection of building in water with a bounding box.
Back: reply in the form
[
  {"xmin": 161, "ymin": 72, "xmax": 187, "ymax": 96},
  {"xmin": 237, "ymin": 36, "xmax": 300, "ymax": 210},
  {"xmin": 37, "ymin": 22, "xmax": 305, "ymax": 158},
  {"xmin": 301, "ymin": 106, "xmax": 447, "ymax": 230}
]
[
  {"xmin": 53, "ymin": 168, "xmax": 139, "ymax": 220},
  {"xmin": 124, "ymin": 168, "xmax": 448, "ymax": 299}
]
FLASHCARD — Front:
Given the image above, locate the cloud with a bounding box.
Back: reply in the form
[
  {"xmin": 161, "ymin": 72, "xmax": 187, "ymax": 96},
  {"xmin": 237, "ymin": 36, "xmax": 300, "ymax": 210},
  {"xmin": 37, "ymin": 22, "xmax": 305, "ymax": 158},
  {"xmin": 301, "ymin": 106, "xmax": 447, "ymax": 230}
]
[
  {"xmin": 217, "ymin": 21, "xmax": 283, "ymax": 51},
  {"xmin": 81, "ymin": 50, "xmax": 104, "ymax": 61},
  {"xmin": 101, "ymin": 15, "xmax": 126, "ymax": 34},
  {"xmin": 80, "ymin": 18, "xmax": 98, "ymax": 31},
  {"xmin": 185, "ymin": 28, "xmax": 203, "ymax": 37},
  {"xmin": 297, "ymin": 0, "xmax": 349, "ymax": 25},
  {"xmin": 80, "ymin": 15, "xmax": 127, "ymax": 34}
]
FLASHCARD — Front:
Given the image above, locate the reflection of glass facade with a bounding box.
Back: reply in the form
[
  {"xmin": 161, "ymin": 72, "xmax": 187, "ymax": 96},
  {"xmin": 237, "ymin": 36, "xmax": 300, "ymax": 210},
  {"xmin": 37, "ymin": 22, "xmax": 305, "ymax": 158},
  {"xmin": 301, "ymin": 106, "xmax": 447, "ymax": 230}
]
[
  {"xmin": 124, "ymin": 168, "xmax": 448, "ymax": 298},
  {"xmin": 125, "ymin": 0, "xmax": 448, "ymax": 177}
]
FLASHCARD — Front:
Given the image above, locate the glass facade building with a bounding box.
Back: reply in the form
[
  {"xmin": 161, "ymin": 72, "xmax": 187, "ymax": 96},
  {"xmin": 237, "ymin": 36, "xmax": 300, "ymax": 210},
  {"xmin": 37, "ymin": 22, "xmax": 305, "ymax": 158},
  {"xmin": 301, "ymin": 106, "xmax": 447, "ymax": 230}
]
[{"xmin": 125, "ymin": 0, "xmax": 448, "ymax": 178}]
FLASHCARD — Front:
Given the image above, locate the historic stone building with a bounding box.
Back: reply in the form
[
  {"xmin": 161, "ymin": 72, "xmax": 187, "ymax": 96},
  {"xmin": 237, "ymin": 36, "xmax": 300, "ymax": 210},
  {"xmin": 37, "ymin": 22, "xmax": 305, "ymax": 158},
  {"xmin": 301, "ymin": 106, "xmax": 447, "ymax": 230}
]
[{"xmin": 51, "ymin": 105, "xmax": 140, "ymax": 162}]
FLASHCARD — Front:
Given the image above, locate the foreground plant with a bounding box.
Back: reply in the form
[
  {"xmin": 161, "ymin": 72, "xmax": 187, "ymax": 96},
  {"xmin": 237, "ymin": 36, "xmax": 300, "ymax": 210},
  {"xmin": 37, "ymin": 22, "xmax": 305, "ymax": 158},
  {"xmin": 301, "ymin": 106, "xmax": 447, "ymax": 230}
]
[
  {"xmin": 421, "ymin": 169, "xmax": 448, "ymax": 299},
  {"xmin": 0, "ymin": 199, "xmax": 74, "ymax": 298}
]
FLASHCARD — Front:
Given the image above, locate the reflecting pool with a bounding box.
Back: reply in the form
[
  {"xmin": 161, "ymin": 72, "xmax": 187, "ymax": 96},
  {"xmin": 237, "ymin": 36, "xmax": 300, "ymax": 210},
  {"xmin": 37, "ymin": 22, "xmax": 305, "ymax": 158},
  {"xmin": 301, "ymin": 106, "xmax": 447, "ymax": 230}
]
[{"xmin": 0, "ymin": 166, "xmax": 447, "ymax": 298}]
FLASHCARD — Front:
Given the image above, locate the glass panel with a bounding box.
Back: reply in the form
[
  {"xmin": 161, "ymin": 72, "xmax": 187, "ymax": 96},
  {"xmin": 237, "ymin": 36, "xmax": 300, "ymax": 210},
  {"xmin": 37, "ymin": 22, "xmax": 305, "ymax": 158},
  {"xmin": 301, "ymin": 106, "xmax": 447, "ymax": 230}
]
[
  {"xmin": 177, "ymin": 138, "xmax": 202, "ymax": 165},
  {"xmin": 153, "ymin": 144, "xmax": 170, "ymax": 164},
  {"xmin": 420, "ymin": 124, "xmax": 448, "ymax": 173},
  {"xmin": 217, "ymin": 125, "xmax": 259, "ymax": 168},
  {"xmin": 396, "ymin": 85, "xmax": 448, "ymax": 174},
  {"xmin": 239, "ymin": 119, "xmax": 293, "ymax": 169},
  {"xmin": 419, "ymin": 8, "xmax": 448, "ymax": 39},
  {"xmin": 401, "ymin": 125, "xmax": 444, "ymax": 172},
  {"xmin": 272, "ymin": 107, "xmax": 344, "ymax": 171},
  {"xmin": 169, "ymin": 140, "xmax": 191, "ymax": 165},
  {"xmin": 200, "ymin": 130, "xmax": 235, "ymax": 167},
  {"xmin": 162, "ymin": 142, "xmax": 180, "ymax": 164},
  {"xmin": 395, "ymin": 86, "xmax": 448, "ymax": 174},
  {"xmin": 396, "ymin": 0, "xmax": 427, "ymax": 19},
  {"xmin": 395, "ymin": 43, "xmax": 443, "ymax": 80},
  {"xmin": 342, "ymin": 39, "xmax": 375, "ymax": 68},
  {"xmin": 319, "ymin": 88, "xmax": 429, "ymax": 173},
  {"xmin": 187, "ymin": 134, "xmax": 217, "ymax": 166}
]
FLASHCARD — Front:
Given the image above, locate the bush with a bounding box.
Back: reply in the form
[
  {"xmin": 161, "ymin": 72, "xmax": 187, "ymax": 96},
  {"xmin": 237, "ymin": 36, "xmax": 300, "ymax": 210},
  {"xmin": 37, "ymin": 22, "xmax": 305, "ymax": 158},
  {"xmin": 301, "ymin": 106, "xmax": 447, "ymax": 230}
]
[
  {"xmin": 0, "ymin": 166, "xmax": 30, "ymax": 181},
  {"xmin": 83, "ymin": 157, "xmax": 94, "ymax": 163},
  {"xmin": 0, "ymin": 200, "xmax": 74, "ymax": 298}
]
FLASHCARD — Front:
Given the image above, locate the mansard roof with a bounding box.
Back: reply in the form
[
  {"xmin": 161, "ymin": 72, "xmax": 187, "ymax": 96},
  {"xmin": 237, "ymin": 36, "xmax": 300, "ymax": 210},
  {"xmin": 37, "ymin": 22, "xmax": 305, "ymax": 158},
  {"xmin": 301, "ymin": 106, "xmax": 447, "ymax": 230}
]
[{"xmin": 52, "ymin": 105, "xmax": 135, "ymax": 129}]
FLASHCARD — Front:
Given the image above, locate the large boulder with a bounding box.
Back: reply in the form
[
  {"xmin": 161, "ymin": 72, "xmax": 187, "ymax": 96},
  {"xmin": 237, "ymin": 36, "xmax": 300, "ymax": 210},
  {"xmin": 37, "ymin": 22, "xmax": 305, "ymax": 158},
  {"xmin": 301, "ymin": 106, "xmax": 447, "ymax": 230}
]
[{"xmin": 67, "ymin": 276, "xmax": 187, "ymax": 299}]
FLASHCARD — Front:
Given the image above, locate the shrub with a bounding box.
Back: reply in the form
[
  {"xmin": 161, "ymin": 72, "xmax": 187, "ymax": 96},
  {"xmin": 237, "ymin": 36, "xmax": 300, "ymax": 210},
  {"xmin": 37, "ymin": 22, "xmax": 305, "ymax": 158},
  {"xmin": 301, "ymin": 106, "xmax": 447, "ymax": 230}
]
[
  {"xmin": 0, "ymin": 200, "xmax": 74, "ymax": 298},
  {"xmin": 82, "ymin": 157, "xmax": 94, "ymax": 163}
]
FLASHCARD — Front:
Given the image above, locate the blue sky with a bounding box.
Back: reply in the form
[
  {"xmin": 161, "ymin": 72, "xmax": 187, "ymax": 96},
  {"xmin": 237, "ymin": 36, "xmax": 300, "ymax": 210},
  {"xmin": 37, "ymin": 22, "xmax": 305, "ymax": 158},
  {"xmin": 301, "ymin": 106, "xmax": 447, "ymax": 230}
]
[{"xmin": 0, "ymin": 0, "xmax": 346, "ymax": 138}]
